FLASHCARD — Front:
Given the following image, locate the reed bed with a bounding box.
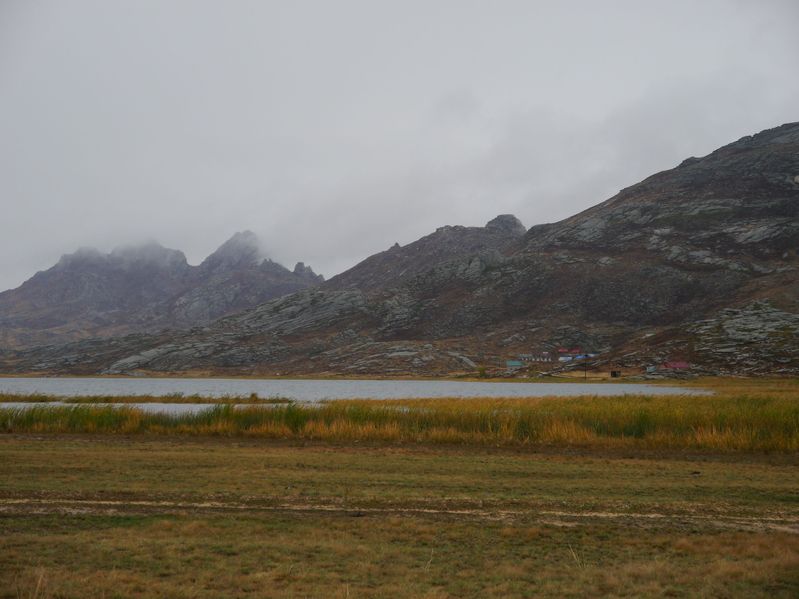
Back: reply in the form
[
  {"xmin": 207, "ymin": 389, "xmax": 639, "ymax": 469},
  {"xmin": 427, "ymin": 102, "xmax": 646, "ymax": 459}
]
[{"xmin": 2, "ymin": 391, "xmax": 798, "ymax": 451}]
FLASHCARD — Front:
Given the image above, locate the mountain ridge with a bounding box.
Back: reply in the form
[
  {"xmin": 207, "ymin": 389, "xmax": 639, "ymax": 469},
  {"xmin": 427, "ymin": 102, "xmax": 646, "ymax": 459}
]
[
  {"xmin": 325, "ymin": 214, "xmax": 526, "ymax": 292},
  {"xmin": 2, "ymin": 122, "xmax": 797, "ymax": 375},
  {"xmin": 0, "ymin": 233, "xmax": 323, "ymax": 349}
]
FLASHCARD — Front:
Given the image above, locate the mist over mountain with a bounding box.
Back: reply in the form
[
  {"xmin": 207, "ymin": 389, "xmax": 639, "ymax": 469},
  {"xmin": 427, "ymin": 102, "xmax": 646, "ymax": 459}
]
[
  {"xmin": 0, "ymin": 232, "xmax": 322, "ymax": 348},
  {"xmin": 2, "ymin": 2, "xmax": 798, "ymax": 297},
  {"xmin": 3, "ymin": 122, "xmax": 797, "ymax": 376}
]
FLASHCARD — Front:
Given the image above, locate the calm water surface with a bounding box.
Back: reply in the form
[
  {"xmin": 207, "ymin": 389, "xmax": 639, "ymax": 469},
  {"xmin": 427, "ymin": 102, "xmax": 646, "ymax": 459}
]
[{"xmin": 0, "ymin": 376, "xmax": 708, "ymax": 405}]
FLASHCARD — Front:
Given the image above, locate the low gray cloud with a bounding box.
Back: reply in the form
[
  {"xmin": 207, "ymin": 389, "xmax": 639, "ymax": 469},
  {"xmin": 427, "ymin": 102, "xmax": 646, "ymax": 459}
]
[{"xmin": 1, "ymin": 0, "xmax": 797, "ymax": 290}]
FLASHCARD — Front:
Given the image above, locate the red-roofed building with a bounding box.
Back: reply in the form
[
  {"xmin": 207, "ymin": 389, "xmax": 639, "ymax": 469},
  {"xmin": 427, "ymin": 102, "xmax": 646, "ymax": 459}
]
[{"xmin": 662, "ymin": 361, "xmax": 690, "ymax": 370}]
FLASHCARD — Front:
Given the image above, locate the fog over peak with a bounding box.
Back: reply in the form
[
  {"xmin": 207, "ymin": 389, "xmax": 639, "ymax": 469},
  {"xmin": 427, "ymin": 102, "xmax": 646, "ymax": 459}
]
[
  {"xmin": 1, "ymin": 0, "xmax": 797, "ymax": 292},
  {"xmin": 201, "ymin": 230, "xmax": 265, "ymax": 271}
]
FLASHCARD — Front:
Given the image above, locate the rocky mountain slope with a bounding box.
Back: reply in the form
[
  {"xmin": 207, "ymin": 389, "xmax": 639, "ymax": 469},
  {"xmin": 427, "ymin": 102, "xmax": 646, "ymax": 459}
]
[
  {"xmin": 0, "ymin": 231, "xmax": 322, "ymax": 348},
  {"xmin": 326, "ymin": 214, "xmax": 526, "ymax": 292},
  {"xmin": 2, "ymin": 122, "xmax": 798, "ymax": 375}
]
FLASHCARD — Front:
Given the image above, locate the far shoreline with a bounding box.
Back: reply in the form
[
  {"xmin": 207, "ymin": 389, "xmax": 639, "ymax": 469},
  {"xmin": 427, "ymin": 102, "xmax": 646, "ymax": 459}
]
[{"xmin": 0, "ymin": 371, "xmax": 719, "ymax": 384}]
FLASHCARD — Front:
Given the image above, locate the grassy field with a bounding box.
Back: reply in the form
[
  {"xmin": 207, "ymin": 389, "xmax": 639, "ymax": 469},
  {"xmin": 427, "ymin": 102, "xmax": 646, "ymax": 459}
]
[
  {"xmin": 1, "ymin": 436, "xmax": 798, "ymax": 598},
  {"xmin": 1, "ymin": 378, "xmax": 798, "ymax": 597}
]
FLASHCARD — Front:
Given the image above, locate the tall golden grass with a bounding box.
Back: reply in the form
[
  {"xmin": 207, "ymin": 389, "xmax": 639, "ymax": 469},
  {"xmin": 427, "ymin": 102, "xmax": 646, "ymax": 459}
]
[{"xmin": 2, "ymin": 389, "xmax": 798, "ymax": 451}]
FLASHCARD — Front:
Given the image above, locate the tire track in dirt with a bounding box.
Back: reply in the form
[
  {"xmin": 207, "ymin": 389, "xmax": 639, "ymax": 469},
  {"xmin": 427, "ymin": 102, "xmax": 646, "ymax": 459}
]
[{"xmin": 1, "ymin": 497, "xmax": 797, "ymax": 533}]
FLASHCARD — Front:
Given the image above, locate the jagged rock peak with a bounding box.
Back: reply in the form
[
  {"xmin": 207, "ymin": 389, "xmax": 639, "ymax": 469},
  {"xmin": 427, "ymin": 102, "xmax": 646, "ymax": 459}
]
[
  {"xmin": 294, "ymin": 262, "xmax": 324, "ymax": 282},
  {"xmin": 485, "ymin": 214, "xmax": 526, "ymax": 236},
  {"xmin": 202, "ymin": 231, "xmax": 263, "ymax": 270}
]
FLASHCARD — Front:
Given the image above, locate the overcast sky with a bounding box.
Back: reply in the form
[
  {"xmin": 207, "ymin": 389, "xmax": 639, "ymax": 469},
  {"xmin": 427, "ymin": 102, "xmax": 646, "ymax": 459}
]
[{"xmin": 1, "ymin": 0, "xmax": 797, "ymax": 291}]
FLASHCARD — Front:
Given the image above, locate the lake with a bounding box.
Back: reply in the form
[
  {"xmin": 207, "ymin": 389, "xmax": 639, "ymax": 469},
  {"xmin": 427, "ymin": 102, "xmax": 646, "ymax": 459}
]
[{"xmin": 0, "ymin": 376, "xmax": 707, "ymax": 403}]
